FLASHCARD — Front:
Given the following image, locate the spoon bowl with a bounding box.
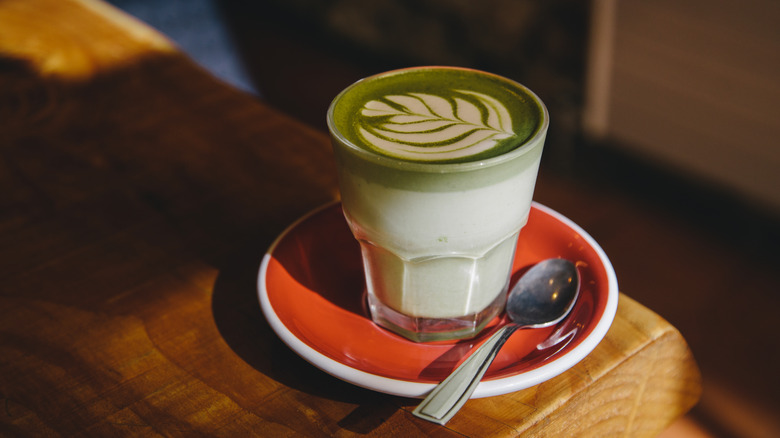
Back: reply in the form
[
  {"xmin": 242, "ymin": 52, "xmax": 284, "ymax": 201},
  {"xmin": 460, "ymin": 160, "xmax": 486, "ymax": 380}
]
[
  {"xmin": 413, "ymin": 258, "xmax": 580, "ymax": 425},
  {"xmin": 508, "ymin": 258, "xmax": 580, "ymax": 327}
]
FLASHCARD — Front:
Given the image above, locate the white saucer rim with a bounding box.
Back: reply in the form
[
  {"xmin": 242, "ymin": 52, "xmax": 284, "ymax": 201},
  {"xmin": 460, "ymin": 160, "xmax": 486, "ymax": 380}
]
[{"xmin": 257, "ymin": 200, "xmax": 619, "ymax": 399}]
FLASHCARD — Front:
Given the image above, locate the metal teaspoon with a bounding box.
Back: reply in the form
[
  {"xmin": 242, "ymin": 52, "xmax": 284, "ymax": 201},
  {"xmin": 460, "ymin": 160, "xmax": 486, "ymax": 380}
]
[{"xmin": 412, "ymin": 258, "xmax": 581, "ymax": 425}]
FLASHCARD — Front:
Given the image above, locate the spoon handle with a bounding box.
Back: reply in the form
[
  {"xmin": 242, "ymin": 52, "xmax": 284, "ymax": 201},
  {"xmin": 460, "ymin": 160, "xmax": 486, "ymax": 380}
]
[{"xmin": 412, "ymin": 323, "xmax": 520, "ymax": 425}]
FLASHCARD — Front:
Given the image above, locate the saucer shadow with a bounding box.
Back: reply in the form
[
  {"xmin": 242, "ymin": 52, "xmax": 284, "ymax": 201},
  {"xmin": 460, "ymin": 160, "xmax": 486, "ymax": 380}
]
[
  {"xmin": 210, "ymin": 240, "xmax": 390, "ymax": 406},
  {"xmin": 211, "ymin": 238, "xmax": 423, "ymax": 434}
]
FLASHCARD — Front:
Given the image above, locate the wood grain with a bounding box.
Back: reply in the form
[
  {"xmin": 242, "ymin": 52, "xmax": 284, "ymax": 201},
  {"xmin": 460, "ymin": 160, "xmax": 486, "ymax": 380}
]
[{"xmin": 0, "ymin": 0, "xmax": 700, "ymax": 436}]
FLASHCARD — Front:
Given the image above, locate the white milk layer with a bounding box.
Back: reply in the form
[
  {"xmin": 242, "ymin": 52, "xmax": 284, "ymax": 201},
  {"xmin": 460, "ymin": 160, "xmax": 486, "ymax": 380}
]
[{"xmin": 338, "ymin": 152, "xmax": 542, "ymax": 318}]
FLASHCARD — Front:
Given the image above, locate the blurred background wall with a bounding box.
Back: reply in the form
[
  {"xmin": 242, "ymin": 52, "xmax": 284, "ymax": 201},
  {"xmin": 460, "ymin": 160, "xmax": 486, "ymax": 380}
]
[{"xmin": 585, "ymin": 0, "xmax": 780, "ymax": 215}]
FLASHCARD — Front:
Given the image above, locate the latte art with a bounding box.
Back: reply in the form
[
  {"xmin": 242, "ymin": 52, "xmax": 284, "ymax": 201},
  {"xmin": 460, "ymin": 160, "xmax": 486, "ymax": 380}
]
[
  {"xmin": 358, "ymin": 91, "xmax": 516, "ymax": 161},
  {"xmin": 330, "ymin": 67, "xmax": 543, "ymax": 164}
]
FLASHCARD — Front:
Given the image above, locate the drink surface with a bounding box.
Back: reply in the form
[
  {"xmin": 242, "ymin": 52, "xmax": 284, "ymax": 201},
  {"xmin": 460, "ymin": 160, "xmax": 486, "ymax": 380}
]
[{"xmin": 330, "ymin": 67, "xmax": 544, "ymax": 163}]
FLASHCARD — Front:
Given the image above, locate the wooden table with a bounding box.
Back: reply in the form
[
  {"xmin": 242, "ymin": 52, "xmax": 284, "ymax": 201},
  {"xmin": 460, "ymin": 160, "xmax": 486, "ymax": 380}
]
[{"xmin": 0, "ymin": 0, "xmax": 701, "ymax": 436}]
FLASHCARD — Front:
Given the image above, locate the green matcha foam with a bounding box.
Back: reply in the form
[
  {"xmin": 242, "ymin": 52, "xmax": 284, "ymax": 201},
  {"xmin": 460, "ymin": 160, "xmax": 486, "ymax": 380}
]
[{"xmin": 331, "ymin": 67, "xmax": 543, "ymax": 164}]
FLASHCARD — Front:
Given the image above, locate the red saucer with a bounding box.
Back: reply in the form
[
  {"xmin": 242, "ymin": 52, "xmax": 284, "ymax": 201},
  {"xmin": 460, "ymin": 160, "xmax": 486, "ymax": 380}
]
[{"xmin": 258, "ymin": 201, "xmax": 618, "ymax": 398}]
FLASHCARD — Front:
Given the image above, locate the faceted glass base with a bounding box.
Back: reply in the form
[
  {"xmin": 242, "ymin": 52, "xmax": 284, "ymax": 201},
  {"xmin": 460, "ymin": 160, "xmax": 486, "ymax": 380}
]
[{"xmin": 366, "ymin": 288, "xmax": 507, "ymax": 342}]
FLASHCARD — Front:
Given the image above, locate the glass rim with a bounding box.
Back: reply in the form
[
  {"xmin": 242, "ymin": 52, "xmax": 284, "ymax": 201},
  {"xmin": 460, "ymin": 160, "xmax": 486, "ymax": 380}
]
[{"xmin": 326, "ymin": 66, "xmax": 550, "ymax": 173}]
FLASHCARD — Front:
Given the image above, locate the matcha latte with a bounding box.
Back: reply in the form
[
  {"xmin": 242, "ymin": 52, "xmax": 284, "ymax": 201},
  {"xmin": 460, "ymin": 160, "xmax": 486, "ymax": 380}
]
[{"xmin": 328, "ymin": 67, "xmax": 548, "ymax": 342}]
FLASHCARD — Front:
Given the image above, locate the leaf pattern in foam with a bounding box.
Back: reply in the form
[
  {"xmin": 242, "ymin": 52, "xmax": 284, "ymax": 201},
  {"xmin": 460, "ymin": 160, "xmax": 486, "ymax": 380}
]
[{"xmin": 359, "ymin": 91, "xmax": 514, "ymax": 160}]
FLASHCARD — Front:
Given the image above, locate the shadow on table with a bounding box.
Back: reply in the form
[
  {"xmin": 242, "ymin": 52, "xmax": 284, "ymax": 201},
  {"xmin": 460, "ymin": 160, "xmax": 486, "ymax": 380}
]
[{"xmin": 210, "ymin": 241, "xmax": 413, "ymax": 428}]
